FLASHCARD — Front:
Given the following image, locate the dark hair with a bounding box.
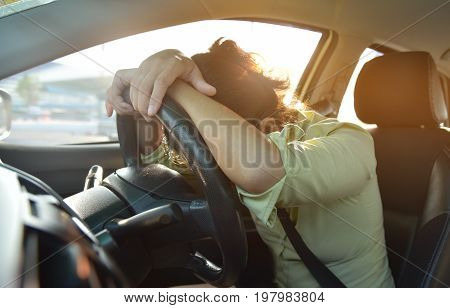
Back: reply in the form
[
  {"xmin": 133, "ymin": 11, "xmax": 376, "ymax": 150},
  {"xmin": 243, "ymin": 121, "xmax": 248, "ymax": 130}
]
[
  {"xmin": 154, "ymin": 39, "xmax": 302, "ymax": 170},
  {"xmin": 192, "ymin": 38, "xmax": 301, "ymax": 133}
]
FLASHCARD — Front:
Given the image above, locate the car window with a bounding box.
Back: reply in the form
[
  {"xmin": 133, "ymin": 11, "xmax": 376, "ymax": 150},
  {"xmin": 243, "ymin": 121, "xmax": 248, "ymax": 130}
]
[
  {"xmin": 0, "ymin": 20, "xmax": 322, "ymax": 145},
  {"xmin": 337, "ymin": 48, "xmax": 383, "ymax": 128},
  {"xmin": 0, "ymin": 0, "xmax": 56, "ymax": 18}
]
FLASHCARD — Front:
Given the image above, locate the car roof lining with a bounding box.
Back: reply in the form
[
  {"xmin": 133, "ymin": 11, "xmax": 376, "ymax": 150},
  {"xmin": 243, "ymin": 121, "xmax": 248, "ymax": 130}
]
[{"xmin": 0, "ymin": 0, "xmax": 449, "ymax": 80}]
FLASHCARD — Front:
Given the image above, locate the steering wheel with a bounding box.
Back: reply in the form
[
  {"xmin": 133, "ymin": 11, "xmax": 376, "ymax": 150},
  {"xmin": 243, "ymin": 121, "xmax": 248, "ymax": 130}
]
[{"xmin": 114, "ymin": 88, "xmax": 248, "ymax": 287}]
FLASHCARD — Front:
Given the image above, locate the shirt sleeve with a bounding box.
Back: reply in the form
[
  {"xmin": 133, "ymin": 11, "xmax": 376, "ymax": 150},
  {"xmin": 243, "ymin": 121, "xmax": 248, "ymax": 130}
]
[
  {"xmin": 141, "ymin": 144, "xmax": 166, "ymax": 165},
  {"xmin": 141, "ymin": 144, "xmax": 193, "ymax": 176},
  {"xmin": 236, "ymin": 122, "xmax": 377, "ymax": 227}
]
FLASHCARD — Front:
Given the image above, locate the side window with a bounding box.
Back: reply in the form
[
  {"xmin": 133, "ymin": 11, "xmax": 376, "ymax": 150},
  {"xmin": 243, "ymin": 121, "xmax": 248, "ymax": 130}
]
[
  {"xmin": 337, "ymin": 48, "xmax": 383, "ymax": 128},
  {"xmin": 0, "ymin": 20, "xmax": 322, "ymax": 145}
]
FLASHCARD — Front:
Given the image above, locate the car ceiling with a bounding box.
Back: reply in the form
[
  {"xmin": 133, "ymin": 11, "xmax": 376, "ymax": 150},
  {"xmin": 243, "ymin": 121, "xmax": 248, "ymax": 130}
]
[{"xmin": 0, "ymin": 0, "xmax": 449, "ymax": 80}]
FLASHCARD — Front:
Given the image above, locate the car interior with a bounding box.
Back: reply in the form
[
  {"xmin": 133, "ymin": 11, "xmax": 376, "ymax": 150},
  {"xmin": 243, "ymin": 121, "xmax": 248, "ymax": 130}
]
[{"xmin": 0, "ymin": 0, "xmax": 449, "ymax": 288}]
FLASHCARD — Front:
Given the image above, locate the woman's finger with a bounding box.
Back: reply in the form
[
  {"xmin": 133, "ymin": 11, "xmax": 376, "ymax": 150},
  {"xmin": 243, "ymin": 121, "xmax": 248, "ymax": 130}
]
[
  {"xmin": 148, "ymin": 62, "xmax": 184, "ymax": 116},
  {"xmin": 136, "ymin": 71, "xmax": 158, "ymax": 118},
  {"xmin": 186, "ymin": 65, "xmax": 216, "ymax": 96},
  {"xmin": 109, "ymin": 68, "xmax": 136, "ymax": 113},
  {"xmin": 105, "ymin": 100, "xmax": 114, "ymax": 117},
  {"xmin": 129, "ymin": 73, "xmax": 141, "ymax": 112}
]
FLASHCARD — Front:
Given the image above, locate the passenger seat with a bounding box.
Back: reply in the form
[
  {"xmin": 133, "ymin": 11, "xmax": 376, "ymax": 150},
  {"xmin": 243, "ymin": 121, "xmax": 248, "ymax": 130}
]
[{"xmin": 354, "ymin": 51, "xmax": 449, "ymax": 287}]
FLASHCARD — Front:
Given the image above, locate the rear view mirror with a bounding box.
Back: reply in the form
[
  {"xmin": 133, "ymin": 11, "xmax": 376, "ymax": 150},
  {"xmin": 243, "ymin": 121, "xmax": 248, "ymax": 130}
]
[{"xmin": 0, "ymin": 90, "xmax": 12, "ymax": 141}]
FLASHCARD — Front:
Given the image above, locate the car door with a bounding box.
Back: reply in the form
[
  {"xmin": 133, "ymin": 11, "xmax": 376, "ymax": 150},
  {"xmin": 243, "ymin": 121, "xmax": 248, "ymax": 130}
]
[{"xmin": 0, "ymin": 143, "xmax": 122, "ymax": 198}]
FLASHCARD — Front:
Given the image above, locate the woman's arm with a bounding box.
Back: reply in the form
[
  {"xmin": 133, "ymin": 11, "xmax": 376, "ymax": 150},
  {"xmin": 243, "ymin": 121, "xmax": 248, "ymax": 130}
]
[
  {"xmin": 166, "ymin": 80, "xmax": 285, "ymax": 194},
  {"xmin": 106, "ymin": 50, "xmax": 285, "ymax": 193}
]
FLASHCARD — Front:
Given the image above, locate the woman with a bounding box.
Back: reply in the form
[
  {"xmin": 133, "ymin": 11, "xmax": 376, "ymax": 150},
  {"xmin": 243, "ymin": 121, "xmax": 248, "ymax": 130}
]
[{"xmin": 105, "ymin": 39, "xmax": 394, "ymax": 287}]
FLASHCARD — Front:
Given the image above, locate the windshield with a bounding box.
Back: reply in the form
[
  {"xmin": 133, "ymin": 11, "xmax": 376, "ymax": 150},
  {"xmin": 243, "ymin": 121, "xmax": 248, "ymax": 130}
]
[{"xmin": 0, "ymin": 0, "xmax": 55, "ymax": 18}]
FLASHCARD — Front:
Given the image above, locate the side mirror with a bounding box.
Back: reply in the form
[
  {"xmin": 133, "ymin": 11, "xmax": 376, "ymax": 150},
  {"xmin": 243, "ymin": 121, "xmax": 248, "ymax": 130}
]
[{"xmin": 0, "ymin": 90, "xmax": 12, "ymax": 141}]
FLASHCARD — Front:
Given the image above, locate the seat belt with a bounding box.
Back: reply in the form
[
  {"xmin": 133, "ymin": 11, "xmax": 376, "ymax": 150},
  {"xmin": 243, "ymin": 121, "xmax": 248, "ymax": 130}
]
[{"xmin": 277, "ymin": 208, "xmax": 346, "ymax": 288}]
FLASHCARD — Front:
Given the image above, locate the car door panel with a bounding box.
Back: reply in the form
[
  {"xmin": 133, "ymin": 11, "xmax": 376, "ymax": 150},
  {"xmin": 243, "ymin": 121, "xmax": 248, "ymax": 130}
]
[{"xmin": 0, "ymin": 143, "xmax": 123, "ymax": 197}]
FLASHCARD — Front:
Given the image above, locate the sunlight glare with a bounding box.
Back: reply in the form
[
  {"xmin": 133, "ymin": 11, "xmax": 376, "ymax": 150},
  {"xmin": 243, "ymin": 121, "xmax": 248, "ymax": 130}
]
[{"xmin": 55, "ymin": 20, "xmax": 322, "ymax": 104}]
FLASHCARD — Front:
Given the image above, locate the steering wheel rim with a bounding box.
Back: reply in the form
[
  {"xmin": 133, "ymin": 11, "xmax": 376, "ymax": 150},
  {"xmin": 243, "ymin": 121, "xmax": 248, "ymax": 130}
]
[{"xmin": 116, "ymin": 89, "xmax": 247, "ymax": 287}]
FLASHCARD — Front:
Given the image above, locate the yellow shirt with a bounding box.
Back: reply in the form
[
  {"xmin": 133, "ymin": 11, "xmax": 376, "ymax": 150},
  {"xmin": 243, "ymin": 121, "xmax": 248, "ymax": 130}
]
[{"xmin": 143, "ymin": 110, "xmax": 395, "ymax": 288}]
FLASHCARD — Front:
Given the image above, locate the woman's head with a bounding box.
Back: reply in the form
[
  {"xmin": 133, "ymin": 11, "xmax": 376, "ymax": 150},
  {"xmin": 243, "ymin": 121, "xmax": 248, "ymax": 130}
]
[{"xmin": 192, "ymin": 39, "xmax": 300, "ymax": 133}]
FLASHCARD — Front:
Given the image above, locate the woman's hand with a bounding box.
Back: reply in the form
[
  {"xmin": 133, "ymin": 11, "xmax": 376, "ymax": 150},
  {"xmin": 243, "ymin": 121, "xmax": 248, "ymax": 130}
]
[
  {"xmin": 105, "ymin": 68, "xmax": 137, "ymax": 117},
  {"xmin": 105, "ymin": 49, "xmax": 216, "ymax": 119}
]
